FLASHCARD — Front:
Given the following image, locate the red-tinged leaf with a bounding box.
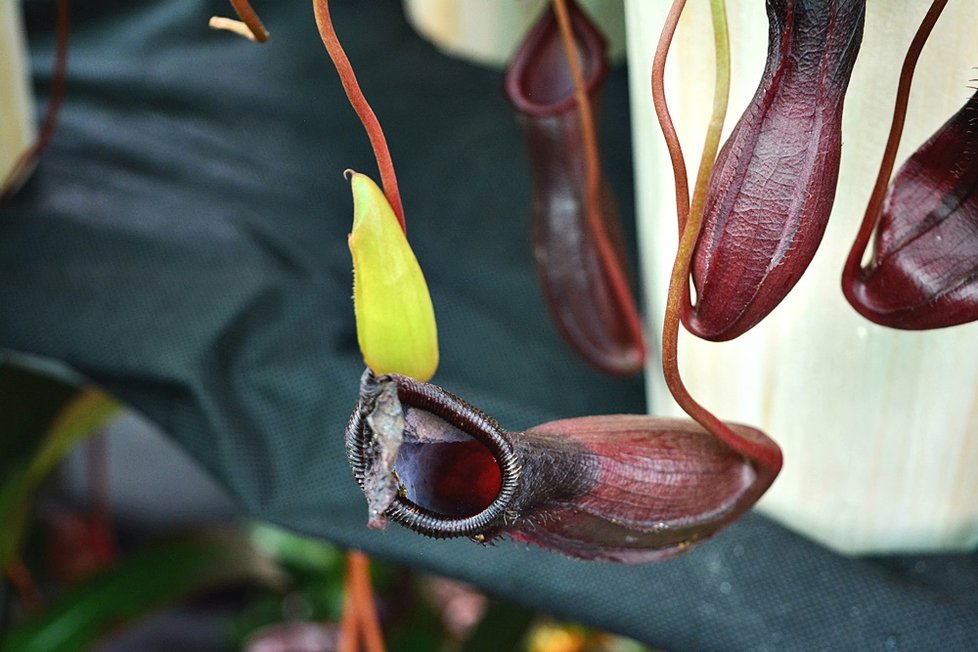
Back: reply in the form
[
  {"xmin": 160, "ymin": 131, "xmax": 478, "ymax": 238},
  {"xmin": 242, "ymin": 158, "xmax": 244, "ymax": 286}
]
[
  {"xmin": 44, "ymin": 509, "xmax": 117, "ymax": 585},
  {"xmin": 346, "ymin": 371, "xmax": 779, "ymax": 563},
  {"xmin": 504, "ymin": 0, "xmax": 645, "ymax": 375},
  {"xmin": 0, "ymin": 386, "xmax": 121, "ymax": 569},
  {"xmin": 685, "ymin": 0, "xmax": 866, "ymax": 341},
  {"xmin": 844, "ymin": 90, "xmax": 978, "ymax": 328}
]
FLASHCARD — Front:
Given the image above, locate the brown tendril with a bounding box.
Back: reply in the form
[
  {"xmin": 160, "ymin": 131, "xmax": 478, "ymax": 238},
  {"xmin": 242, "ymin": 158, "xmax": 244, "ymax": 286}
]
[
  {"xmin": 842, "ymin": 0, "xmax": 949, "ymax": 281},
  {"xmin": 552, "ymin": 0, "xmax": 646, "ymax": 362},
  {"xmin": 210, "ymin": 0, "xmax": 269, "ymax": 43},
  {"xmin": 0, "ymin": 0, "xmax": 70, "ymax": 205},
  {"xmin": 653, "ymin": 0, "xmax": 781, "ymax": 472},
  {"xmin": 312, "ymin": 0, "xmax": 406, "ymax": 231}
]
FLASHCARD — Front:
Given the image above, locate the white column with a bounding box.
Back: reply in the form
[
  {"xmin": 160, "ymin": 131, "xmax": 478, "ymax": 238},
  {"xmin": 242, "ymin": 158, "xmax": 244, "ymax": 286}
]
[
  {"xmin": 626, "ymin": 0, "xmax": 978, "ymax": 554},
  {"xmin": 0, "ymin": 1, "xmax": 37, "ymax": 187},
  {"xmin": 402, "ymin": 0, "xmax": 626, "ymax": 68}
]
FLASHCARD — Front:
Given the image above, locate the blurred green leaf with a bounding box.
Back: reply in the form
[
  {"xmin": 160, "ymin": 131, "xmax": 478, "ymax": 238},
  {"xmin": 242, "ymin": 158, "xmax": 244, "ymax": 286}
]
[
  {"xmin": 2, "ymin": 530, "xmax": 284, "ymax": 652},
  {"xmin": 249, "ymin": 523, "xmax": 343, "ymax": 578},
  {"xmin": 0, "ymin": 380, "xmax": 121, "ymax": 567},
  {"xmin": 231, "ymin": 524, "xmax": 349, "ymax": 646}
]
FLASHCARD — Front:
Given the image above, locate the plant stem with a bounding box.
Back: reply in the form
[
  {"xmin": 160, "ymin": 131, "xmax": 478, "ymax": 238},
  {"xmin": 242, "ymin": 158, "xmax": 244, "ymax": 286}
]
[
  {"xmin": 0, "ymin": 0, "xmax": 70, "ymax": 205},
  {"xmin": 210, "ymin": 1, "xmax": 268, "ymax": 42},
  {"xmin": 339, "ymin": 563, "xmax": 358, "ymax": 652},
  {"xmin": 842, "ymin": 0, "xmax": 948, "ymax": 282},
  {"xmin": 688, "ymin": 0, "xmax": 729, "ymax": 237},
  {"xmin": 340, "ymin": 551, "xmax": 386, "ymax": 652},
  {"xmin": 312, "ymin": 0, "xmax": 406, "ymax": 232},
  {"xmin": 209, "ymin": 17, "xmax": 260, "ymax": 42},
  {"xmin": 351, "ymin": 551, "xmax": 385, "ymax": 652},
  {"xmin": 552, "ymin": 0, "xmax": 602, "ymax": 249},
  {"xmin": 227, "ymin": 0, "xmax": 269, "ymax": 42},
  {"xmin": 552, "ymin": 0, "xmax": 645, "ymax": 362},
  {"xmin": 653, "ymin": 0, "xmax": 781, "ymax": 472},
  {"xmin": 650, "ymin": 0, "xmax": 690, "ymax": 235}
]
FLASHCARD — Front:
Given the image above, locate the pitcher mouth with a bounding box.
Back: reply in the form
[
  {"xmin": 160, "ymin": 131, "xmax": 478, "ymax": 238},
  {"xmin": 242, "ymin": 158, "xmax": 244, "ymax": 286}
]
[
  {"xmin": 346, "ymin": 369, "xmax": 522, "ymax": 540},
  {"xmin": 503, "ymin": 0, "xmax": 608, "ymax": 117}
]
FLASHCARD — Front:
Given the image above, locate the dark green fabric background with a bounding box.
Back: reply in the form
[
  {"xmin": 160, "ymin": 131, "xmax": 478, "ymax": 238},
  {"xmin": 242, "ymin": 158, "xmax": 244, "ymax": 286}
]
[{"xmin": 3, "ymin": 1, "xmax": 977, "ymax": 649}]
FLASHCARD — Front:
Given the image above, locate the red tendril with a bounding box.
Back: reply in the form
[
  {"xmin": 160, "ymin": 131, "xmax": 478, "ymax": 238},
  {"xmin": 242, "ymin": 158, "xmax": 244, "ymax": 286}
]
[
  {"xmin": 210, "ymin": 1, "xmax": 270, "ymax": 42},
  {"xmin": 652, "ymin": 0, "xmax": 782, "ymax": 473},
  {"xmin": 338, "ymin": 550, "xmax": 386, "ymax": 652},
  {"xmin": 842, "ymin": 0, "xmax": 949, "ymax": 283},
  {"xmin": 551, "ymin": 0, "xmax": 646, "ymax": 371},
  {"xmin": 312, "ymin": 0, "xmax": 406, "ymax": 232}
]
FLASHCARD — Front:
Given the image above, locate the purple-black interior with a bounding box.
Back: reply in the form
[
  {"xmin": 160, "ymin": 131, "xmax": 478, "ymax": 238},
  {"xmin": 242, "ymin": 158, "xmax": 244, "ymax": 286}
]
[{"xmin": 394, "ymin": 407, "xmax": 502, "ymax": 518}]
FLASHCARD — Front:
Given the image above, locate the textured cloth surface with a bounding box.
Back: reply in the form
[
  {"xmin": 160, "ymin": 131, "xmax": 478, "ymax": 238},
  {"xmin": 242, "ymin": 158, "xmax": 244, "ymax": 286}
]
[{"xmin": 3, "ymin": 1, "xmax": 977, "ymax": 649}]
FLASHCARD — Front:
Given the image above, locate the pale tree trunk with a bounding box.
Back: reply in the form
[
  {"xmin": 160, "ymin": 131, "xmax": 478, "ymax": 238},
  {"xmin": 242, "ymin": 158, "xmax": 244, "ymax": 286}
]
[
  {"xmin": 626, "ymin": 0, "xmax": 978, "ymax": 554},
  {"xmin": 402, "ymin": 0, "xmax": 626, "ymax": 68},
  {"xmin": 0, "ymin": 1, "xmax": 37, "ymax": 187}
]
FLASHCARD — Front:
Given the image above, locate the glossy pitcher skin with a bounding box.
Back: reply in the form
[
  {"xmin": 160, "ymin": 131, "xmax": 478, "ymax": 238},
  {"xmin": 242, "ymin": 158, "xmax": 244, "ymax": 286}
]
[
  {"xmin": 505, "ymin": 0, "xmax": 645, "ymax": 375},
  {"xmin": 844, "ymin": 90, "xmax": 978, "ymax": 329},
  {"xmin": 346, "ymin": 370, "xmax": 778, "ymax": 563},
  {"xmin": 684, "ymin": 0, "xmax": 866, "ymax": 341}
]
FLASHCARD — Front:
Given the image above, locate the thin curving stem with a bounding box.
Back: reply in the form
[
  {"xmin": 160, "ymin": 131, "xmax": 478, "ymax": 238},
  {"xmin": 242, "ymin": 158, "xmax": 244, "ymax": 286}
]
[
  {"xmin": 650, "ymin": 0, "xmax": 691, "ymax": 235},
  {"xmin": 227, "ymin": 0, "xmax": 269, "ymax": 41},
  {"xmin": 842, "ymin": 0, "xmax": 949, "ymax": 286},
  {"xmin": 210, "ymin": 1, "xmax": 270, "ymax": 42},
  {"xmin": 312, "ymin": 0, "xmax": 406, "ymax": 231},
  {"xmin": 654, "ymin": 0, "xmax": 782, "ymax": 474}
]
